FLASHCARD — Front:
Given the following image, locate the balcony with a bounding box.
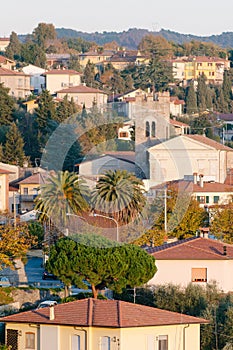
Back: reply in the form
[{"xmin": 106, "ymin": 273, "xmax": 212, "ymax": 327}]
[{"xmin": 19, "ymin": 194, "xmax": 37, "ymax": 202}]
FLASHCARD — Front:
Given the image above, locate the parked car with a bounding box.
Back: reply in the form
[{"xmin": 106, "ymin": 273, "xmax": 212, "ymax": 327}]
[
  {"xmin": 42, "ymin": 270, "xmax": 57, "ymax": 280},
  {"xmin": 0, "ymin": 276, "xmax": 11, "ymax": 287},
  {"xmin": 37, "ymin": 300, "xmax": 57, "ymax": 309}
]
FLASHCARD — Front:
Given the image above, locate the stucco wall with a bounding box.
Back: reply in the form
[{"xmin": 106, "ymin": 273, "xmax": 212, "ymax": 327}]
[{"xmin": 148, "ymin": 259, "xmax": 233, "ymax": 292}]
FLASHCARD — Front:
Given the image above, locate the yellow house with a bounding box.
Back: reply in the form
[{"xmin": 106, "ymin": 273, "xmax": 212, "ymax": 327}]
[
  {"xmin": 1, "ymin": 298, "xmax": 208, "ymax": 350},
  {"xmin": 78, "ymin": 50, "xmax": 114, "ymax": 68},
  {"xmin": 184, "ymin": 56, "xmax": 230, "ymax": 84},
  {"xmin": 0, "ymin": 38, "xmax": 10, "ymax": 52},
  {"xmin": 17, "ymin": 172, "xmax": 46, "ymax": 213}
]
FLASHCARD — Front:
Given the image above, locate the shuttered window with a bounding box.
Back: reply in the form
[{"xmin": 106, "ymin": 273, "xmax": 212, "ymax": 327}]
[
  {"xmin": 158, "ymin": 335, "xmax": 168, "ymax": 350},
  {"xmin": 192, "ymin": 268, "xmax": 207, "ymax": 282},
  {"xmin": 25, "ymin": 332, "xmax": 35, "ymax": 349}
]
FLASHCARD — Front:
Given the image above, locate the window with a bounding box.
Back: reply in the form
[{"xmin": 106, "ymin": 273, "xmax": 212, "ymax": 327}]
[
  {"xmin": 213, "ymin": 196, "xmax": 219, "ymax": 204},
  {"xmin": 100, "ymin": 336, "xmax": 110, "ymax": 350},
  {"xmin": 119, "ymin": 132, "xmax": 128, "ymax": 138},
  {"xmin": 25, "ymin": 332, "xmax": 35, "ymax": 349},
  {"xmin": 71, "ymin": 335, "xmax": 80, "ymax": 350},
  {"xmin": 158, "ymin": 335, "xmax": 168, "ymax": 350},
  {"xmin": 192, "ymin": 268, "xmax": 207, "ymax": 282},
  {"xmin": 145, "ymin": 121, "xmax": 150, "ymax": 137},
  {"xmin": 23, "ymin": 188, "xmax": 29, "ymax": 195},
  {"xmin": 197, "ymin": 196, "xmax": 209, "ymax": 204},
  {"xmin": 151, "ymin": 121, "xmax": 156, "ymax": 138}
]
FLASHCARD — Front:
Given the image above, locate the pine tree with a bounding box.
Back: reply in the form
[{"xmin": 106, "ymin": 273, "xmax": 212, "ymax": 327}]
[
  {"xmin": 185, "ymin": 82, "xmax": 198, "ymax": 114},
  {"xmin": 3, "ymin": 122, "xmax": 26, "ymax": 166}
]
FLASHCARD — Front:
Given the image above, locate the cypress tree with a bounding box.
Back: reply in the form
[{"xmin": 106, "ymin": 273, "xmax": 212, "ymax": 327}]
[
  {"xmin": 0, "ymin": 83, "xmax": 15, "ymax": 126},
  {"xmin": 35, "ymin": 89, "xmax": 57, "ymax": 130},
  {"xmin": 185, "ymin": 82, "xmax": 198, "ymax": 114},
  {"xmin": 197, "ymin": 74, "xmax": 207, "ymax": 112},
  {"xmin": 3, "ymin": 122, "xmax": 26, "ymax": 166},
  {"xmin": 222, "ymin": 70, "xmax": 232, "ymax": 112}
]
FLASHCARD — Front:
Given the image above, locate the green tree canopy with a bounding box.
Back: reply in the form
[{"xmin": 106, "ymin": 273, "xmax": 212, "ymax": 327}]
[
  {"xmin": 210, "ymin": 203, "xmax": 233, "ymax": 243},
  {"xmin": 46, "ymin": 236, "xmax": 157, "ymax": 298}
]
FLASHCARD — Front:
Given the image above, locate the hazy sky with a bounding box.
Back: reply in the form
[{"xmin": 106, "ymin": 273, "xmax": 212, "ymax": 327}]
[{"xmin": 2, "ymin": 0, "xmax": 233, "ymax": 37}]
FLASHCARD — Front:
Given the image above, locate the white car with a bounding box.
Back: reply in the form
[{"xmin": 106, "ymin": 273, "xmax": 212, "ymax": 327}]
[
  {"xmin": 37, "ymin": 300, "xmax": 57, "ymax": 309},
  {"xmin": 0, "ymin": 277, "xmax": 11, "ymax": 287}
]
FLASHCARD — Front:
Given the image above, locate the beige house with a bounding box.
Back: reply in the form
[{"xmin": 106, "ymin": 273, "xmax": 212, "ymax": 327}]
[
  {"xmin": 0, "ymin": 55, "xmax": 15, "ymax": 70},
  {"xmin": 1, "ymin": 298, "xmax": 208, "ymax": 350},
  {"xmin": 148, "ymin": 236, "xmax": 233, "ymax": 293},
  {"xmin": 0, "ymin": 67, "xmax": 31, "ymax": 98},
  {"xmin": 0, "ymin": 38, "xmax": 10, "ymax": 52},
  {"xmin": 17, "ymin": 172, "xmax": 47, "ymax": 213},
  {"xmin": 56, "ymin": 85, "xmax": 108, "ymax": 109},
  {"xmin": 79, "ymin": 152, "xmax": 135, "ymax": 179},
  {"xmin": 148, "ymin": 134, "xmax": 233, "ymax": 185},
  {"xmin": 0, "ymin": 168, "xmax": 14, "ymax": 213},
  {"xmin": 43, "ymin": 69, "xmax": 82, "ymax": 95}
]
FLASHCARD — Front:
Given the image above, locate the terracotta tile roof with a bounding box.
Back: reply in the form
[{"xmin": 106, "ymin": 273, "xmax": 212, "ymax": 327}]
[
  {"xmin": 170, "ymin": 119, "xmax": 189, "ymax": 127},
  {"xmin": 0, "ymin": 168, "xmax": 14, "ymax": 174},
  {"xmin": 0, "ymin": 38, "xmax": 9, "ymax": 42},
  {"xmin": 0, "ymin": 298, "xmax": 208, "ymax": 327},
  {"xmin": 43, "ymin": 69, "xmax": 81, "ymax": 75},
  {"xmin": 17, "ymin": 173, "xmax": 47, "ymax": 185},
  {"xmin": 0, "ymin": 67, "xmax": 28, "ymax": 76},
  {"xmin": 148, "ymin": 237, "xmax": 233, "ymax": 260},
  {"xmin": 185, "ymin": 134, "xmax": 233, "ymax": 151},
  {"xmin": 56, "ymin": 85, "xmax": 107, "ymax": 94}
]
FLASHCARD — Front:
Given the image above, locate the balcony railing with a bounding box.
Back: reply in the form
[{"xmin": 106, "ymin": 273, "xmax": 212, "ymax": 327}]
[{"xmin": 19, "ymin": 194, "xmax": 38, "ymax": 202}]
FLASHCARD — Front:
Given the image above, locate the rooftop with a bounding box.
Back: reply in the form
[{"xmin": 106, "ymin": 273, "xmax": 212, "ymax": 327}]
[{"xmin": 1, "ymin": 298, "xmax": 208, "ymax": 327}]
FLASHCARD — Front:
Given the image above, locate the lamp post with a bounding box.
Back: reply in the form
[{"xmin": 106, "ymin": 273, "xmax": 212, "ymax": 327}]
[
  {"xmin": 92, "ymin": 213, "xmax": 119, "ymax": 242},
  {"xmin": 157, "ymin": 187, "xmax": 171, "ymax": 234},
  {"xmin": 36, "ymin": 210, "xmax": 51, "ymax": 265}
]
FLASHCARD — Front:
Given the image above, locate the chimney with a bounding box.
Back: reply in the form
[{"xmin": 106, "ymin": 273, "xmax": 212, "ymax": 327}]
[
  {"xmin": 199, "ymin": 174, "xmax": 204, "ymax": 187},
  {"xmin": 193, "ymin": 172, "xmax": 197, "ymax": 184},
  {"xmin": 49, "ymin": 305, "xmax": 55, "ymax": 320},
  {"xmin": 223, "ymin": 246, "xmax": 227, "ymax": 256}
]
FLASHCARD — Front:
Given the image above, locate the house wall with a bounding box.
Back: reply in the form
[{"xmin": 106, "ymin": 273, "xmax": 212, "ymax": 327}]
[
  {"xmin": 79, "ymin": 156, "xmax": 135, "ymax": 177},
  {"xmin": 194, "ymin": 190, "xmax": 233, "ymax": 207},
  {"xmin": 5, "ymin": 322, "xmax": 201, "ymax": 350},
  {"xmin": 46, "ymin": 73, "xmax": 81, "ymax": 94},
  {"xmin": 0, "ymin": 74, "xmax": 31, "ymax": 98},
  {"xmin": 148, "ymin": 259, "xmax": 233, "ymax": 292},
  {"xmin": 120, "ymin": 323, "xmax": 200, "ymax": 350},
  {"xmin": 57, "ymin": 90, "xmax": 107, "ymax": 109},
  {"xmin": 149, "ymin": 137, "xmax": 233, "ymax": 184},
  {"xmin": 0, "ymin": 174, "xmax": 9, "ymax": 212}
]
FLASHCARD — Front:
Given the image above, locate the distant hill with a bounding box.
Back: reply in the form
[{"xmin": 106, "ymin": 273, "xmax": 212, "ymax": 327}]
[{"xmin": 55, "ymin": 27, "xmax": 233, "ymax": 50}]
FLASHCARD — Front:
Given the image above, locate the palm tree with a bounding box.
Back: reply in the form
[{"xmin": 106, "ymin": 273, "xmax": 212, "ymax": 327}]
[
  {"xmin": 34, "ymin": 170, "xmax": 89, "ymax": 227},
  {"xmin": 91, "ymin": 170, "xmax": 146, "ymax": 224}
]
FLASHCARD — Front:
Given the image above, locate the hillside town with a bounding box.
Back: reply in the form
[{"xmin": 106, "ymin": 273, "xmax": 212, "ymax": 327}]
[{"xmin": 1, "ymin": 23, "xmax": 233, "ymax": 350}]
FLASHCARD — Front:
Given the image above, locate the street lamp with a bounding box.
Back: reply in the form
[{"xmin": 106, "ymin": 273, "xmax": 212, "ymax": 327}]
[
  {"xmin": 92, "ymin": 213, "xmax": 119, "ymax": 242},
  {"xmin": 66, "ymin": 213, "xmax": 87, "ymax": 223},
  {"xmin": 35, "ymin": 210, "xmax": 51, "ymax": 265},
  {"xmin": 157, "ymin": 187, "xmax": 171, "ymax": 234}
]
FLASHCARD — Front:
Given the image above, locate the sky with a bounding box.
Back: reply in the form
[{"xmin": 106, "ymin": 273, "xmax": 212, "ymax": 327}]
[{"xmin": 2, "ymin": 0, "xmax": 233, "ymax": 38}]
